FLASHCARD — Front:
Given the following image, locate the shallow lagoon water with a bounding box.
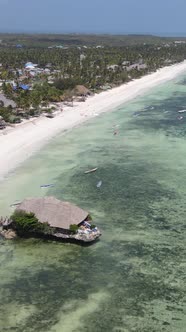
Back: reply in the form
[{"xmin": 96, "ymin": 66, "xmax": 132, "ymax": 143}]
[{"xmin": 1, "ymin": 75, "xmax": 186, "ymax": 331}]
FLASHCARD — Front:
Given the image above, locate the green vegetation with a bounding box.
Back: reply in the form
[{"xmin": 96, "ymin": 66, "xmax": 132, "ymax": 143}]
[
  {"xmin": 1, "ymin": 33, "xmax": 186, "ymax": 125},
  {"xmin": 0, "ymin": 106, "xmax": 13, "ymax": 122},
  {"xmin": 90, "ymin": 224, "xmax": 96, "ymax": 230},
  {"xmin": 69, "ymin": 224, "xmax": 79, "ymax": 234},
  {"xmin": 10, "ymin": 210, "xmax": 52, "ymax": 236}
]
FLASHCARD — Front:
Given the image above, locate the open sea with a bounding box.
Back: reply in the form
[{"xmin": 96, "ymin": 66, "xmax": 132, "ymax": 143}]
[{"xmin": 1, "ymin": 74, "xmax": 186, "ymax": 332}]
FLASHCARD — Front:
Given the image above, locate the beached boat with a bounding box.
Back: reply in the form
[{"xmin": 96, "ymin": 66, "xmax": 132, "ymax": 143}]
[
  {"xmin": 46, "ymin": 114, "xmax": 55, "ymax": 118},
  {"xmin": 84, "ymin": 167, "xmax": 98, "ymax": 174}
]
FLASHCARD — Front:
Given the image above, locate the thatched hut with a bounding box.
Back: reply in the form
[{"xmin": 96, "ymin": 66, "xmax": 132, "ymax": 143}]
[
  {"xmin": 72, "ymin": 85, "xmax": 92, "ymax": 97},
  {"xmin": 0, "ymin": 196, "xmax": 102, "ymax": 243},
  {"xmin": 13, "ymin": 197, "xmax": 101, "ymax": 242},
  {"xmin": 17, "ymin": 197, "xmax": 89, "ymax": 230}
]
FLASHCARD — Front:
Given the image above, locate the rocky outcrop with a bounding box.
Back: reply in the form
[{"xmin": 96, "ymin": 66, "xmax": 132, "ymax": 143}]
[
  {"xmin": 0, "ymin": 228, "xmax": 17, "ymax": 239},
  {"xmin": 54, "ymin": 229, "xmax": 101, "ymax": 242}
]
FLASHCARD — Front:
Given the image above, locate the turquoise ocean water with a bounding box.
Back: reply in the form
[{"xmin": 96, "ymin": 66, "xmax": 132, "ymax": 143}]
[{"xmin": 1, "ymin": 74, "xmax": 186, "ymax": 332}]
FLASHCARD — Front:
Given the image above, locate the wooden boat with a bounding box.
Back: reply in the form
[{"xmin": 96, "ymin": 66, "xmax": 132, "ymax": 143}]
[
  {"xmin": 40, "ymin": 184, "xmax": 54, "ymax": 188},
  {"xmin": 178, "ymin": 110, "xmax": 186, "ymax": 113},
  {"xmin": 10, "ymin": 201, "xmax": 21, "ymax": 207},
  {"xmin": 84, "ymin": 167, "xmax": 98, "ymax": 174}
]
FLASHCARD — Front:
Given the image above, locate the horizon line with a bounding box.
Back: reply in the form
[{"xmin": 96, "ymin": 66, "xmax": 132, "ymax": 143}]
[{"xmin": 0, "ymin": 31, "xmax": 186, "ymax": 38}]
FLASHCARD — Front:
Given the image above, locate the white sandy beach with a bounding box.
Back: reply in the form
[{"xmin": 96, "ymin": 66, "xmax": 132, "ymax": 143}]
[{"xmin": 0, "ymin": 60, "xmax": 186, "ymax": 181}]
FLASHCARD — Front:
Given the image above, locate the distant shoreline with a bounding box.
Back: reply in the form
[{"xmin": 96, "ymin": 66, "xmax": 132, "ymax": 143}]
[{"xmin": 0, "ymin": 60, "xmax": 186, "ymax": 181}]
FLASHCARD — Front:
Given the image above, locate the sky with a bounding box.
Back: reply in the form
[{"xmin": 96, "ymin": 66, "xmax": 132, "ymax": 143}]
[{"xmin": 0, "ymin": 0, "xmax": 186, "ymax": 35}]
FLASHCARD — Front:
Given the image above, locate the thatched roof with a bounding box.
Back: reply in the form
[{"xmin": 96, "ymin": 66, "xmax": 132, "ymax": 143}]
[
  {"xmin": 72, "ymin": 85, "xmax": 91, "ymax": 96},
  {"xmin": 0, "ymin": 94, "xmax": 16, "ymax": 108},
  {"xmin": 17, "ymin": 197, "xmax": 89, "ymax": 229}
]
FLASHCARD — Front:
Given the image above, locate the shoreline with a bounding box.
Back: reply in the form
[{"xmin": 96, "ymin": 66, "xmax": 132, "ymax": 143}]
[{"xmin": 0, "ymin": 61, "xmax": 186, "ymax": 181}]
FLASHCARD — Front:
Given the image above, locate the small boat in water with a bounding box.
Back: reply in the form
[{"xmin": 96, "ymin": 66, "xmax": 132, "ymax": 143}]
[
  {"xmin": 10, "ymin": 201, "xmax": 21, "ymax": 207},
  {"xmin": 84, "ymin": 168, "xmax": 98, "ymax": 174},
  {"xmin": 133, "ymin": 112, "xmax": 140, "ymax": 117},
  {"xmin": 178, "ymin": 109, "xmax": 186, "ymax": 113},
  {"xmin": 96, "ymin": 180, "xmax": 102, "ymax": 188},
  {"xmin": 40, "ymin": 184, "xmax": 55, "ymax": 188},
  {"xmin": 144, "ymin": 106, "xmax": 154, "ymax": 111}
]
